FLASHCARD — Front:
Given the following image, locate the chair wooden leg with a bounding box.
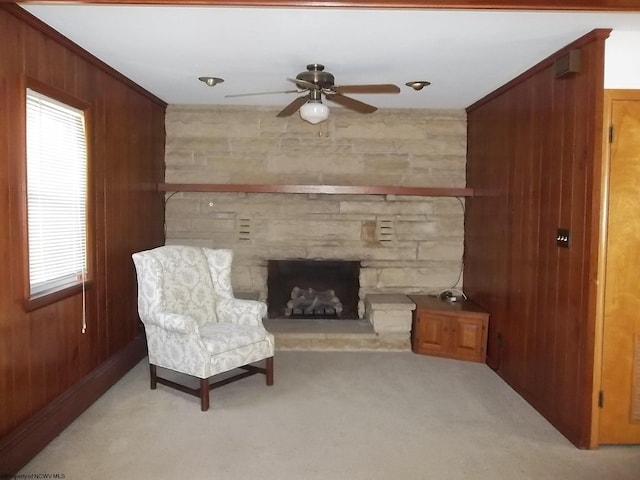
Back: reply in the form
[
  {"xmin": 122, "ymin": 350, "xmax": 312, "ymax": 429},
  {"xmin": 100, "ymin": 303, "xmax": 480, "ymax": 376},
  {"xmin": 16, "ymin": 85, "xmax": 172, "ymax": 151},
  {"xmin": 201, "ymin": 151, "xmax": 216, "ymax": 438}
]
[
  {"xmin": 266, "ymin": 356, "xmax": 274, "ymax": 386},
  {"xmin": 149, "ymin": 364, "xmax": 157, "ymax": 390},
  {"xmin": 200, "ymin": 378, "xmax": 210, "ymax": 411}
]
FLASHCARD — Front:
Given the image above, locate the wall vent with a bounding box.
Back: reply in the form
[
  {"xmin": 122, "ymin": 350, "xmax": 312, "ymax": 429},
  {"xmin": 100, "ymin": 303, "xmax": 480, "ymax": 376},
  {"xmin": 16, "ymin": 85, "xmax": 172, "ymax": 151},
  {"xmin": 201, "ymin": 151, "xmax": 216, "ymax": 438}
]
[
  {"xmin": 376, "ymin": 217, "xmax": 395, "ymax": 244},
  {"xmin": 235, "ymin": 216, "xmax": 252, "ymax": 242},
  {"xmin": 555, "ymin": 49, "xmax": 580, "ymax": 78}
]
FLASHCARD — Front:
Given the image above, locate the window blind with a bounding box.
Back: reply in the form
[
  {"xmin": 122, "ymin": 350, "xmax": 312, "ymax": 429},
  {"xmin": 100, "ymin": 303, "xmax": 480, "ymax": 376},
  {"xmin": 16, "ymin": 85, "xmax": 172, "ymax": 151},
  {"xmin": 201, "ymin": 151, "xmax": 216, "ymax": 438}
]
[{"xmin": 26, "ymin": 88, "xmax": 88, "ymax": 296}]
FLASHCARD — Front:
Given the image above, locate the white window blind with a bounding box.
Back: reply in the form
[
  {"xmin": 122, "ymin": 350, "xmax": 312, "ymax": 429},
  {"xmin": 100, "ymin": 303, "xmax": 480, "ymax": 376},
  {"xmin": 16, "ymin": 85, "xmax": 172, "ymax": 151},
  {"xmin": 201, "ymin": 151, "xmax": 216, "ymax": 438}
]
[{"xmin": 26, "ymin": 88, "xmax": 88, "ymax": 296}]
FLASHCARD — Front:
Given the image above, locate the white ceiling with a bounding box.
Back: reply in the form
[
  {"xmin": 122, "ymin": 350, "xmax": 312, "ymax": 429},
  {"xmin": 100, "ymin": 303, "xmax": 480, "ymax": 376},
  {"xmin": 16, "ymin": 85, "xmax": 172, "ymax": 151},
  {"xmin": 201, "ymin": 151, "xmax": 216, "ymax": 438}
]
[{"xmin": 21, "ymin": 4, "xmax": 640, "ymax": 110}]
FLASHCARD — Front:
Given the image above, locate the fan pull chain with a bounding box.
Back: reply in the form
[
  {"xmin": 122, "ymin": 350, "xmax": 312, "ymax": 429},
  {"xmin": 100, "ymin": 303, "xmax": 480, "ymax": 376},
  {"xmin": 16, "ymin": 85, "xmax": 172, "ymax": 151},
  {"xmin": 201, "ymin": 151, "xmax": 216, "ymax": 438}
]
[{"xmin": 317, "ymin": 123, "xmax": 329, "ymax": 138}]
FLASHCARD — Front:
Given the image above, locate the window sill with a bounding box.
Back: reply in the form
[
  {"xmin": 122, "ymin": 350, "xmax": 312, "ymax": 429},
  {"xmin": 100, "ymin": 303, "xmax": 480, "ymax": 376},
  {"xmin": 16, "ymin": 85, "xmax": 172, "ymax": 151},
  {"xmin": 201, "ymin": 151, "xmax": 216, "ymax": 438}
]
[{"xmin": 24, "ymin": 280, "xmax": 94, "ymax": 312}]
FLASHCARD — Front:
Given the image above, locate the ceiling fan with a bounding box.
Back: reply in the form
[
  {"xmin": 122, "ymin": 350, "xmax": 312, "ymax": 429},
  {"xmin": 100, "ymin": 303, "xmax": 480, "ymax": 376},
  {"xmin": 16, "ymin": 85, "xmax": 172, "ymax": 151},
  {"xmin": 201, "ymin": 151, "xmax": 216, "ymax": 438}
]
[{"xmin": 225, "ymin": 64, "xmax": 401, "ymax": 124}]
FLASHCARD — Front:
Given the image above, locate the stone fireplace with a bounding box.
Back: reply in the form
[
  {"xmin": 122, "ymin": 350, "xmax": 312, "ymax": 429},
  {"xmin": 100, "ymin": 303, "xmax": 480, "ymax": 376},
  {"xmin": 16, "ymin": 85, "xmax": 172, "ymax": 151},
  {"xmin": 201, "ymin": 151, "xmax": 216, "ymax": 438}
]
[
  {"xmin": 163, "ymin": 106, "xmax": 467, "ymax": 305},
  {"xmin": 267, "ymin": 260, "xmax": 360, "ymax": 319}
]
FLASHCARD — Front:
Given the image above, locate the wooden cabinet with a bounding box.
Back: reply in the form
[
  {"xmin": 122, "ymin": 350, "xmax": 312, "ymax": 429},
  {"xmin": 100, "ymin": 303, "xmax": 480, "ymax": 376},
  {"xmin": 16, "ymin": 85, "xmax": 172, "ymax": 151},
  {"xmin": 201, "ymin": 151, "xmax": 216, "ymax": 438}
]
[{"xmin": 408, "ymin": 295, "xmax": 489, "ymax": 363}]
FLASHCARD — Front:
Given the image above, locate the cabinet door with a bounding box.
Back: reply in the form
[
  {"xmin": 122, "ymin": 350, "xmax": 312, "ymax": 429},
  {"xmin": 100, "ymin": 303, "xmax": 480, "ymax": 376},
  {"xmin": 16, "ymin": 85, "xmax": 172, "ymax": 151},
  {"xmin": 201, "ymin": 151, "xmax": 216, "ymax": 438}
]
[
  {"xmin": 450, "ymin": 316, "xmax": 485, "ymax": 361},
  {"xmin": 414, "ymin": 312, "xmax": 449, "ymax": 355}
]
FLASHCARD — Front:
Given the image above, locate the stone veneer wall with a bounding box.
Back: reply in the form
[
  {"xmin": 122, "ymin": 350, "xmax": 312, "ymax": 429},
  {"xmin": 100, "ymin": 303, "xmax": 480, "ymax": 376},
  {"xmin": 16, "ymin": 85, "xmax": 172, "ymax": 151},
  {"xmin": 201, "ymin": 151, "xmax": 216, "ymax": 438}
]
[{"xmin": 164, "ymin": 105, "xmax": 467, "ymax": 315}]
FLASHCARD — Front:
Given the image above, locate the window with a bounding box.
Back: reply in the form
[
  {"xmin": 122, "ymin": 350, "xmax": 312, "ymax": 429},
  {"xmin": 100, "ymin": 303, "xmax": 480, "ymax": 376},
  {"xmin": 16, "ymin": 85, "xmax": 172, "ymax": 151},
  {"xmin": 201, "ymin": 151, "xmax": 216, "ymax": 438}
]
[{"xmin": 26, "ymin": 88, "xmax": 88, "ymax": 299}]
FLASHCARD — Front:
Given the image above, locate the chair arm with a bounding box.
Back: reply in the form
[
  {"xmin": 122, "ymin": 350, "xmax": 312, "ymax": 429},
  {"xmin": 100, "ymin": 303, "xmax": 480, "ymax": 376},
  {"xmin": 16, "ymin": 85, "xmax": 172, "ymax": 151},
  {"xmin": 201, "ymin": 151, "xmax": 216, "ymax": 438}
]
[
  {"xmin": 216, "ymin": 298, "xmax": 268, "ymax": 327},
  {"xmin": 148, "ymin": 312, "xmax": 200, "ymax": 335}
]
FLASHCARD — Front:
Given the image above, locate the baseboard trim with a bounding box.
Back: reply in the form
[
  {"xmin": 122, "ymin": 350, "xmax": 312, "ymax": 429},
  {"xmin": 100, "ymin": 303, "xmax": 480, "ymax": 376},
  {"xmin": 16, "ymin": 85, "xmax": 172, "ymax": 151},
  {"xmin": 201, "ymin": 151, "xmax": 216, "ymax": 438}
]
[{"xmin": 0, "ymin": 336, "xmax": 147, "ymax": 475}]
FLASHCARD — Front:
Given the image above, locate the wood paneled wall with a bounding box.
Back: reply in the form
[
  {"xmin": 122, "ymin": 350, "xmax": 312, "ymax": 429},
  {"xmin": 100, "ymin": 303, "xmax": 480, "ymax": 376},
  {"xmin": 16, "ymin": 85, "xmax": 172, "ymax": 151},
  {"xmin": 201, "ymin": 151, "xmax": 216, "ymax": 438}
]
[
  {"xmin": 464, "ymin": 30, "xmax": 608, "ymax": 448},
  {"xmin": 0, "ymin": 5, "xmax": 166, "ymax": 470}
]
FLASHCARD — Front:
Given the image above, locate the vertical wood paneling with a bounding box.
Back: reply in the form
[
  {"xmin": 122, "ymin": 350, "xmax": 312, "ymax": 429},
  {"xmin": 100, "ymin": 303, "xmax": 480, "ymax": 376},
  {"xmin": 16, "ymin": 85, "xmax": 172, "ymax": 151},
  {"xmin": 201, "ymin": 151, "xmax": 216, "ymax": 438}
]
[
  {"xmin": 0, "ymin": 75, "xmax": 14, "ymax": 437},
  {"xmin": 464, "ymin": 30, "xmax": 609, "ymax": 447},
  {"xmin": 464, "ymin": 93, "xmax": 512, "ymax": 371},
  {"xmin": 0, "ymin": 5, "xmax": 166, "ymax": 444},
  {"xmin": 5, "ymin": 75, "xmax": 33, "ymax": 433},
  {"xmin": 522, "ymin": 72, "xmax": 544, "ymax": 401}
]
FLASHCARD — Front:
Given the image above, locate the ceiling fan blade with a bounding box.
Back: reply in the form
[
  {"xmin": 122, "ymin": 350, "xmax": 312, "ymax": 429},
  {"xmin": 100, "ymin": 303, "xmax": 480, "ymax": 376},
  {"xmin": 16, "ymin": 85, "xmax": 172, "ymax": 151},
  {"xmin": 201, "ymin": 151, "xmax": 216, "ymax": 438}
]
[
  {"xmin": 276, "ymin": 95, "xmax": 310, "ymax": 117},
  {"xmin": 225, "ymin": 89, "xmax": 301, "ymax": 98},
  {"xmin": 333, "ymin": 84, "xmax": 401, "ymax": 94},
  {"xmin": 287, "ymin": 77, "xmax": 319, "ymax": 90},
  {"xmin": 324, "ymin": 93, "xmax": 377, "ymax": 114}
]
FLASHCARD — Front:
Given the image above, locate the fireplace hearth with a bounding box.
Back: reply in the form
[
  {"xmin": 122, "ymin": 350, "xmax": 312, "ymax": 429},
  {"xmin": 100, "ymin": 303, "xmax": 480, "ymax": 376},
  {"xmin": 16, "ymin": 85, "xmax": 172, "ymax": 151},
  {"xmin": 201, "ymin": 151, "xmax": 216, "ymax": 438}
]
[{"xmin": 267, "ymin": 260, "xmax": 360, "ymax": 319}]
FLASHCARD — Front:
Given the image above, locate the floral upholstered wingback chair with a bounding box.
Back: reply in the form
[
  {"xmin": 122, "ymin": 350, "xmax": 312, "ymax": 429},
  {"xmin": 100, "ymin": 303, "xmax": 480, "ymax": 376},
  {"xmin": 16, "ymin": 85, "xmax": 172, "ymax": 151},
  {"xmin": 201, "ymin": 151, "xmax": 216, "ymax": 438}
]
[{"xmin": 132, "ymin": 245, "xmax": 274, "ymax": 411}]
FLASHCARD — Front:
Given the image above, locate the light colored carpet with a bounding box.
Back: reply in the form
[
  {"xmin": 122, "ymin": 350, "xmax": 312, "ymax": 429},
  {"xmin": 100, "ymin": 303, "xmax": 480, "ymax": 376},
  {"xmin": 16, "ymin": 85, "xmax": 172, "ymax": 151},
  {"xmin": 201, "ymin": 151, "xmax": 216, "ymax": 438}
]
[{"xmin": 20, "ymin": 351, "xmax": 640, "ymax": 480}]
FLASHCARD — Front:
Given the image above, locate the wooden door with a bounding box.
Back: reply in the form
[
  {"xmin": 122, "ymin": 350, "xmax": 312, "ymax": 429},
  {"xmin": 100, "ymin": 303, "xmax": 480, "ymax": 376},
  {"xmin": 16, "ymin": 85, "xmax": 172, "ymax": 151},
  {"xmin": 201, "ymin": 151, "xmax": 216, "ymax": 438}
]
[{"xmin": 599, "ymin": 92, "xmax": 640, "ymax": 444}]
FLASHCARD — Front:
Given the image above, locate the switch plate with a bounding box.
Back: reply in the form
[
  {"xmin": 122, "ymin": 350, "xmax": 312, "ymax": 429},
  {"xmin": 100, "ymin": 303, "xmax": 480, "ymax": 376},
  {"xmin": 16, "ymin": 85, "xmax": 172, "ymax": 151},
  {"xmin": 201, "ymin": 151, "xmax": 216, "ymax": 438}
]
[{"xmin": 556, "ymin": 228, "xmax": 570, "ymax": 248}]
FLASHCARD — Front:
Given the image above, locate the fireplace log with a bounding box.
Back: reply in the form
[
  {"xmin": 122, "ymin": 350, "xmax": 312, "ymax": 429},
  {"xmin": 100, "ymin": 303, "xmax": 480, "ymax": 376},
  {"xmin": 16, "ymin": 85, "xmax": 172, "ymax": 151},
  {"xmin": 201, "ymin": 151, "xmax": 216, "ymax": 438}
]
[
  {"xmin": 285, "ymin": 287, "xmax": 344, "ymax": 317},
  {"xmin": 290, "ymin": 286, "xmax": 336, "ymax": 300}
]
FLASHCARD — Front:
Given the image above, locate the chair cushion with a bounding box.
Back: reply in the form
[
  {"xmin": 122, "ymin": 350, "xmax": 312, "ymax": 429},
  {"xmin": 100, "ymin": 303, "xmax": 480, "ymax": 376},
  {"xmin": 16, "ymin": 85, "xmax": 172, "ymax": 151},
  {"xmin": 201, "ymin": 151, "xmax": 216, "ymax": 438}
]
[{"xmin": 199, "ymin": 322, "xmax": 270, "ymax": 355}]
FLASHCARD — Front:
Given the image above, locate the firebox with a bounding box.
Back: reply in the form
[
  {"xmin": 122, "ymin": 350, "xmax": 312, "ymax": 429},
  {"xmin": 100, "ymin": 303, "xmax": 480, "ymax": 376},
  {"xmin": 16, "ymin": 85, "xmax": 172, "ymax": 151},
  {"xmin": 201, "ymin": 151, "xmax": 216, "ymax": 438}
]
[{"xmin": 267, "ymin": 260, "xmax": 360, "ymax": 319}]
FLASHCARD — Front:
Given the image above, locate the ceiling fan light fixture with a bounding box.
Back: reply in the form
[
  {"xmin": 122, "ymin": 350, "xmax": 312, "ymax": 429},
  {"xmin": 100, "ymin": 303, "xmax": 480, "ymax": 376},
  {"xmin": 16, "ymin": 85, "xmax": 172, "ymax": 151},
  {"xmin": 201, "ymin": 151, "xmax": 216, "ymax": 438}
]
[
  {"xmin": 406, "ymin": 81, "xmax": 431, "ymax": 91},
  {"xmin": 299, "ymin": 101, "xmax": 330, "ymax": 124},
  {"xmin": 198, "ymin": 76, "xmax": 224, "ymax": 87}
]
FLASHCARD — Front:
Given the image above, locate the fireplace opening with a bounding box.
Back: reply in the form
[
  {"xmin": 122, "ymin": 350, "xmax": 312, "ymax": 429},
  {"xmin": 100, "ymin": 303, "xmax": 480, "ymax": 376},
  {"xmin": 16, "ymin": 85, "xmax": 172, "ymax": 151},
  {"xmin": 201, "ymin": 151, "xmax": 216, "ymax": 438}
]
[{"xmin": 267, "ymin": 260, "xmax": 360, "ymax": 319}]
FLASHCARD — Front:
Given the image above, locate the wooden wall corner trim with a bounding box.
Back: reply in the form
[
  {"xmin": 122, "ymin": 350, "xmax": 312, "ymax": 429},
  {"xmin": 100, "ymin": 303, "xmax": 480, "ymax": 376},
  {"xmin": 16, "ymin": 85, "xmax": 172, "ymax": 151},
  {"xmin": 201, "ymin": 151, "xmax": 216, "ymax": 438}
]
[{"xmin": 0, "ymin": 336, "xmax": 147, "ymax": 476}]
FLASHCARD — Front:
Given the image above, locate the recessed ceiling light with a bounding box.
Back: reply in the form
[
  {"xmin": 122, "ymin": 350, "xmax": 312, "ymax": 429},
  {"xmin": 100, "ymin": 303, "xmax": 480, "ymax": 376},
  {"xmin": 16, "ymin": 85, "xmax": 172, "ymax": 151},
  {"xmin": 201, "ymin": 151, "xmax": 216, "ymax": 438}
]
[
  {"xmin": 198, "ymin": 76, "xmax": 224, "ymax": 87},
  {"xmin": 405, "ymin": 81, "xmax": 431, "ymax": 91}
]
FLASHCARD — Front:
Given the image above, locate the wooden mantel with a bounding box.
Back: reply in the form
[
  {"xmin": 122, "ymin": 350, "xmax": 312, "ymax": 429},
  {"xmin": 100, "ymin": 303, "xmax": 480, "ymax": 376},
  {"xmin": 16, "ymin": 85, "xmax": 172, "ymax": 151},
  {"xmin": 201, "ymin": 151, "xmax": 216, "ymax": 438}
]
[{"xmin": 158, "ymin": 183, "xmax": 474, "ymax": 197}]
